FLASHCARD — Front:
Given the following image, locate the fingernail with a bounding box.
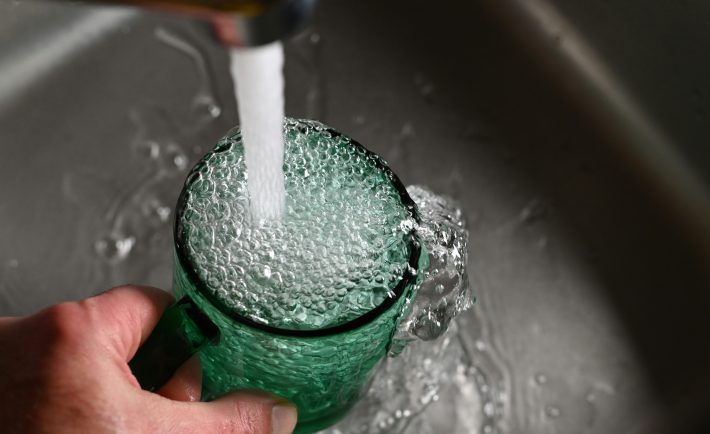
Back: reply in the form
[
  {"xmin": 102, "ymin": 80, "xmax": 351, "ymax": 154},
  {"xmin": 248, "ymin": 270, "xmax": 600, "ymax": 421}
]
[{"xmin": 271, "ymin": 403, "xmax": 298, "ymax": 434}]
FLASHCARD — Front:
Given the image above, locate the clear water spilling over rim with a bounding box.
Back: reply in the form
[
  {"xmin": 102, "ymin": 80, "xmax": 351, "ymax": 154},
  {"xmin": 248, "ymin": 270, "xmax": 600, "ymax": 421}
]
[{"xmin": 324, "ymin": 185, "xmax": 478, "ymax": 434}]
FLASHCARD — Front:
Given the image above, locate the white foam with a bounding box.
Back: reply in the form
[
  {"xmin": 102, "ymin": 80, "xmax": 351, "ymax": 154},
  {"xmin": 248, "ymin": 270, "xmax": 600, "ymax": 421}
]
[
  {"xmin": 183, "ymin": 119, "xmax": 416, "ymax": 330},
  {"xmin": 229, "ymin": 42, "xmax": 286, "ymax": 220}
]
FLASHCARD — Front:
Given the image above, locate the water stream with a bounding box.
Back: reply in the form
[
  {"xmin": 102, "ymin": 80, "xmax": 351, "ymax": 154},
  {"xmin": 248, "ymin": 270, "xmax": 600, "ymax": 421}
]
[{"xmin": 230, "ymin": 42, "xmax": 287, "ymax": 221}]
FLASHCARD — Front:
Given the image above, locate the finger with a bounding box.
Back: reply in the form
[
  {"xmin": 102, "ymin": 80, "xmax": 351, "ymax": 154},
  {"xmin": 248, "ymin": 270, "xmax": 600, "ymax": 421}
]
[
  {"xmin": 80, "ymin": 285, "xmax": 174, "ymax": 360},
  {"xmin": 157, "ymin": 355, "xmax": 202, "ymax": 402},
  {"xmin": 212, "ymin": 14, "xmax": 241, "ymax": 46},
  {"xmin": 145, "ymin": 391, "xmax": 297, "ymax": 434},
  {"xmin": 0, "ymin": 316, "xmax": 18, "ymax": 325}
]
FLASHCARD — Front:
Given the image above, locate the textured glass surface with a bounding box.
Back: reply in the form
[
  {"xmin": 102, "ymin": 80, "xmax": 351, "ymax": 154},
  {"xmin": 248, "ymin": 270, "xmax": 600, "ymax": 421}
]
[
  {"xmin": 173, "ymin": 119, "xmax": 424, "ymax": 432},
  {"xmin": 173, "ymin": 262, "xmax": 421, "ymax": 433}
]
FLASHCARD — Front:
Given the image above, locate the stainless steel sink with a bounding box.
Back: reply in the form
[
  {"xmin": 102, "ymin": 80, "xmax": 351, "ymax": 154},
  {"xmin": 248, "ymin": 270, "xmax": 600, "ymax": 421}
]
[{"xmin": 1, "ymin": 0, "xmax": 709, "ymax": 433}]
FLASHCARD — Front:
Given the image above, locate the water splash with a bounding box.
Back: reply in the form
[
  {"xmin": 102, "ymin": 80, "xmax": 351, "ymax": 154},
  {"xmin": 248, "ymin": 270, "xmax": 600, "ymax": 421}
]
[
  {"xmin": 61, "ymin": 26, "xmax": 224, "ymax": 288},
  {"xmin": 155, "ymin": 27, "xmax": 222, "ymax": 124},
  {"xmin": 391, "ymin": 185, "xmax": 472, "ymax": 351},
  {"xmin": 94, "ymin": 232, "xmax": 136, "ymax": 264},
  {"xmin": 317, "ymin": 185, "xmax": 506, "ymax": 434},
  {"xmin": 322, "ymin": 313, "xmax": 510, "ymax": 434}
]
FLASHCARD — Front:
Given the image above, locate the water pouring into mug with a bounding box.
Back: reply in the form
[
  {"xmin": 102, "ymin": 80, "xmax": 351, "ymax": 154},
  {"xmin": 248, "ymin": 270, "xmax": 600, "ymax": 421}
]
[{"xmin": 126, "ymin": 4, "xmax": 473, "ymax": 434}]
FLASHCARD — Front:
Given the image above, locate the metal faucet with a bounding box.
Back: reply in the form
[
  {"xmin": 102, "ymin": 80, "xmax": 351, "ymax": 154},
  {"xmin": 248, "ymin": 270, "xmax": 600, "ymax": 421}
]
[{"xmin": 76, "ymin": 0, "xmax": 316, "ymax": 46}]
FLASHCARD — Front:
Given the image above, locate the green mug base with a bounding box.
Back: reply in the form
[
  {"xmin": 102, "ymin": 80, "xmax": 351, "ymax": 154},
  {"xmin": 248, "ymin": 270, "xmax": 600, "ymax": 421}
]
[{"xmin": 294, "ymin": 404, "xmax": 354, "ymax": 434}]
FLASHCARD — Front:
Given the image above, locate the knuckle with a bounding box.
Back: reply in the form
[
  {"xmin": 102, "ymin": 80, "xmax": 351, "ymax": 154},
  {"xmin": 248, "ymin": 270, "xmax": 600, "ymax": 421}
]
[
  {"xmin": 36, "ymin": 302, "xmax": 91, "ymax": 350},
  {"xmin": 24, "ymin": 304, "xmax": 95, "ymax": 392}
]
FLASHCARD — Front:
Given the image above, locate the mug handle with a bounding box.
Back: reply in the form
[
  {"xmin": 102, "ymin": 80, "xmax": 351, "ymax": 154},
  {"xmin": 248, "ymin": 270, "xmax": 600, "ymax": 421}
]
[{"xmin": 129, "ymin": 296, "xmax": 221, "ymax": 392}]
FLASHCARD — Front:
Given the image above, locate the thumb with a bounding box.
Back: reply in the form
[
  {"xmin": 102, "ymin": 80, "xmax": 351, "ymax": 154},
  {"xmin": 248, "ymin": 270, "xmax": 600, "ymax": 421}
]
[{"xmin": 147, "ymin": 391, "xmax": 298, "ymax": 434}]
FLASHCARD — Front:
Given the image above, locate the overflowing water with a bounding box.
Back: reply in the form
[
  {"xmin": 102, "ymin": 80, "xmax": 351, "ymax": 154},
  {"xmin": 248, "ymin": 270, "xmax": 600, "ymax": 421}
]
[
  {"xmin": 393, "ymin": 186, "xmax": 473, "ymax": 344},
  {"xmin": 229, "ymin": 42, "xmax": 287, "ymax": 220},
  {"xmin": 322, "ymin": 186, "xmax": 483, "ymax": 434}
]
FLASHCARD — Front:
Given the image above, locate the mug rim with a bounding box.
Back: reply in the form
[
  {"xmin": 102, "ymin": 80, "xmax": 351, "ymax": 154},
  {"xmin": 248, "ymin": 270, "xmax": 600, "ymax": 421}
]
[{"xmin": 173, "ymin": 118, "xmax": 422, "ymax": 338}]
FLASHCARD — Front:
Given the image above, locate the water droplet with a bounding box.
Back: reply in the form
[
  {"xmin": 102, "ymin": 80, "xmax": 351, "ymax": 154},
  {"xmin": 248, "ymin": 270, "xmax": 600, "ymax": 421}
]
[
  {"xmin": 155, "ymin": 26, "xmax": 221, "ymax": 126},
  {"xmin": 208, "ymin": 105, "xmax": 221, "ymax": 118},
  {"xmin": 545, "ymin": 405, "xmax": 561, "ymax": 418},
  {"xmin": 95, "ymin": 234, "xmax": 135, "ymax": 263},
  {"xmin": 6, "ymin": 259, "xmax": 19, "ymax": 268},
  {"xmin": 141, "ymin": 197, "xmax": 172, "ymax": 224},
  {"xmin": 173, "ymin": 154, "xmax": 188, "ymax": 171},
  {"xmin": 134, "ymin": 140, "xmax": 161, "ymax": 160},
  {"xmin": 536, "ymin": 235, "xmax": 548, "ymax": 250},
  {"xmin": 535, "ymin": 373, "xmax": 548, "ymax": 385},
  {"xmin": 161, "ymin": 143, "xmax": 188, "ymax": 172},
  {"xmin": 519, "ymin": 198, "xmax": 546, "ymax": 223},
  {"xmin": 483, "ymin": 401, "xmax": 495, "ymax": 416},
  {"xmin": 399, "ymin": 122, "xmax": 415, "ymax": 140},
  {"xmin": 156, "ymin": 206, "xmax": 171, "ymax": 222},
  {"xmin": 414, "ymin": 73, "xmax": 436, "ymax": 103}
]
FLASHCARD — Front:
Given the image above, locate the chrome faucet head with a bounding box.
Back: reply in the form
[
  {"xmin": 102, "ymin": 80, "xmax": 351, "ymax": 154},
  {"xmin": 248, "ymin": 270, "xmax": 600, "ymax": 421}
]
[
  {"xmin": 211, "ymin": 0, "xmax": 316, "ymax": 47},
  {"xmin": 70, "ymin": 0, "xmax": 317, "ymax": 46}
]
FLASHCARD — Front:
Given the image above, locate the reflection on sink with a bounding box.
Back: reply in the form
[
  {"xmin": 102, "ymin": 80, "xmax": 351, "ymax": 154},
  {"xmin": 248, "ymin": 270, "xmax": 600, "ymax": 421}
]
[{"xmin": 1, "ymin": 0, "xmax": 709, "ymax": 433}]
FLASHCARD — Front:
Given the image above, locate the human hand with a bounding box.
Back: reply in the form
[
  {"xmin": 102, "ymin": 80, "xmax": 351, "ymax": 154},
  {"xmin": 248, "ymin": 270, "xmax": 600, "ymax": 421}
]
[{"xmin": 0, "ymin": 285, "xmax": 297, "ymax": 434}]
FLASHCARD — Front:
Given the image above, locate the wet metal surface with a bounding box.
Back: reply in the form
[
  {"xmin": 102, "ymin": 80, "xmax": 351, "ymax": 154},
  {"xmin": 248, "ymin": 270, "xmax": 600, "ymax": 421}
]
[{"xmin": 1, "ymin": 0, "xmax": 709, "ymax": 432}]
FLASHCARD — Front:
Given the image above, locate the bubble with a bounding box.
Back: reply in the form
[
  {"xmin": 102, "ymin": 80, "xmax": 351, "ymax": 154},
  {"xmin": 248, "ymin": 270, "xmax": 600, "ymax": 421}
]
[
  {"xmin": 181, "ymin": 119, "xmax": 415, "ymax": 330},
  {"xmin": 534, "ymin": 373, "xmax": 548, "ymax": 385},
  {"xmin": 192, "ymin": 95, "xmax": 222, "ymax": 119},
  {"xmin": 519, "ymin": 198, "xmax": 546, "ymax": 223},
  {"xmin": 134, "ymin": 139, "xmax": 161, "ymax": 160},
  {"xmin": 545, "ymin": 405, "xmax": 561, "ymax": 418},
  {"xmin": 157, "ymin": 142, "xmax": 189, "ymax": 173},
  {"xmin": 141, "ymin": 197, "xmax": 171, "ymax": 224},
  {"xmin": 483, "ymin": 401, "xmax": 495, "ymax": 417},
  {"xmin": 94, "ymin": 233, "xmax": 136, "ymax": 263}
]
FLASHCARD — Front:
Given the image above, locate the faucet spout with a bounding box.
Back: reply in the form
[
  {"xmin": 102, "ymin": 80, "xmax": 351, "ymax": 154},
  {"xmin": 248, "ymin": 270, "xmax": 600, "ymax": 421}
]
[{"xmin": 73, "ymin": 0, "xmax": 316, "ymax": 46}]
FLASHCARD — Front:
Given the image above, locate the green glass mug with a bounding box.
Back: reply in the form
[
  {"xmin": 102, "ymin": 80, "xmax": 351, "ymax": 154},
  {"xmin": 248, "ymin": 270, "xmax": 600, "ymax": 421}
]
[{"xmin": 129, "ymin": 120, "xmax": 426, "ymax": 433}]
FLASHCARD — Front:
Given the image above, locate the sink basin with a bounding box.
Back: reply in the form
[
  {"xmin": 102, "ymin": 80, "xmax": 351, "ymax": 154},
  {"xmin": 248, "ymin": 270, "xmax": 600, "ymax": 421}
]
[{"xmin": 1, "ymin": 0, "xmax": 709, "ymax": 433}]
